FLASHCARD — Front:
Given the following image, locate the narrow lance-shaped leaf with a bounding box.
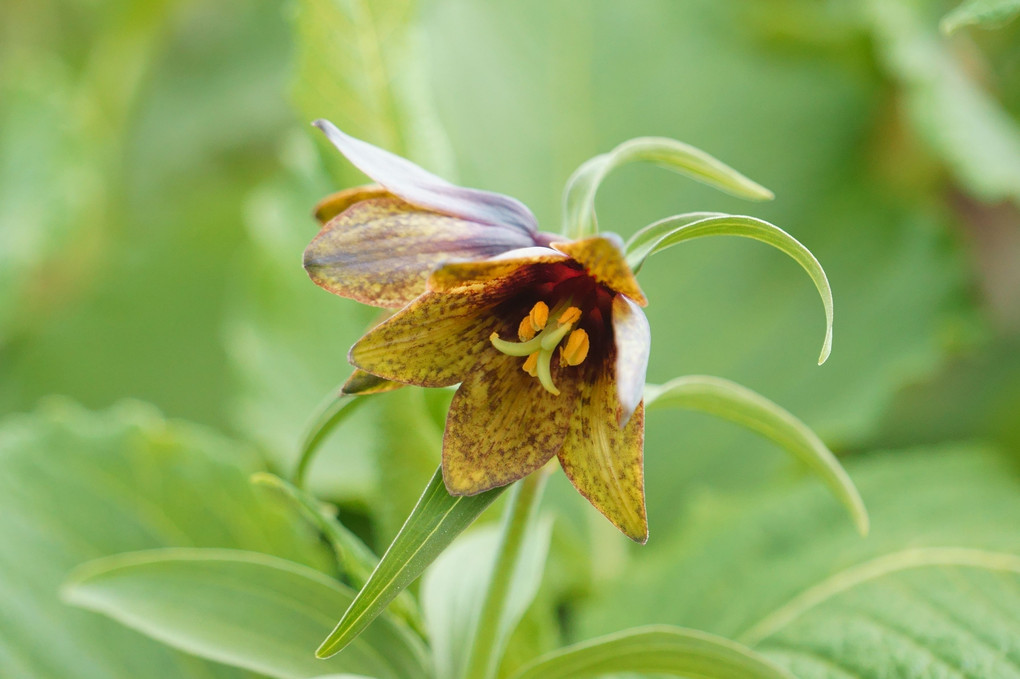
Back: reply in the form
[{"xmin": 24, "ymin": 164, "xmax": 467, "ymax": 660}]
[
  {"xmin": 563, "ymin": 137, "xmax": 773, "ymax": 239},
  {"xmin": 317, "ymin": 466, "xmax": 507, "ymax": 659},
  {"xmin": 509, "ymin": 625, "xmax": 795, "ymax": 679},
  {"xmin": 251, "ymin": 472, "xmax": 424, "ymax": 634},
  {"xmin": 645, "ymin": 376, "xmax": 868, "ymax": 536},
  {"xmin": 941, "ymin": 0, "xmax": 1020, "ymax": 33},
  {"xmin": 626, "ymin": 213, "xmax": 833, "ymax": 365},
  {"xmin": 62, "ymin": 548, "xmax": 430, "ymax": 679}
]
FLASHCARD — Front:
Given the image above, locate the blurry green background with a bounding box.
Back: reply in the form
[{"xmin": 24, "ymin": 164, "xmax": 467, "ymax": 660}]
[{"xmin": 2, "ymin": 0, "xmax": 1019, "ymax": 677}]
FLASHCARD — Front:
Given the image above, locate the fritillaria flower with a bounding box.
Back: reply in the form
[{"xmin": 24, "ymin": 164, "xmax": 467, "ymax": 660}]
[{"xmin": 305, "ymin": 121, "xmax": 651, "ymax": 542}]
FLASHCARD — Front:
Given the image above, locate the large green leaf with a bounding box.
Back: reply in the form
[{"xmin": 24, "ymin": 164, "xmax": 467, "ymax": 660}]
[
  {"xmin": 0, "ymin": 399, "xmax": 331, "ymax": 679},
  {"xmin": 510, "ymin": 626, "xmax": 794, "ymax": 679},
  {"xmin": 577, "ymin": 443, "xmax": 1020, "ymax": 676},
  {"xmin": 64, "ymin": 549, "xmax": 429, "ymax": 679},
  {"xmin": 316, "ymin": 467, "xmax": 507, "ymax": 659}
]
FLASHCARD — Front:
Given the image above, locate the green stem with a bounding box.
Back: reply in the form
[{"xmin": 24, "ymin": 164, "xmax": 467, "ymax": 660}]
[{"xmin": 461, "ymin": 468, "xmax": 550, "ymax": 679}]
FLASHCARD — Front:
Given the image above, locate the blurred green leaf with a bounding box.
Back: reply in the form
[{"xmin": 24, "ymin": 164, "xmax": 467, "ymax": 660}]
[
  {"xmin": 578, "ymin": 443, "xmax": 1020, "ymax": 665},
  {"xmin": 317, "ymin": 467, "xmax": 507, "ymax": 659},
  {"xmin": 942, "ymin": 0, "xmax": 1020, "ymax": 33},
  {"xmin": 64, "ymin": 548, "xmax": 429, "ymax": 679},
  {"xmin": 252, "ymin": 472, "xmax": 425, "ymax": 634},
  {"xmin": 645, "ymin": 376, "xmax": 867, "ymax": 535},
  {"xmin": 626, "ymin": 214, "xmax": 833, "ymax": 364},
  {"xmin": 422, "ymin": 478, "xmax": 552, "ymax": 679},
  {"xmin": 564, "ymin": 137, "xmax": 773, "ymax": 239},
  {"xmin": 510, "ymin": 626, "xmax": 794, "ymax": 679},
  {"xmin": 867, "ymin": 0, "xmax": 1020, "ymax": 204},
  {"xmin": 0, "ymin": 399, "xmax": 331, "ymax": 679}
]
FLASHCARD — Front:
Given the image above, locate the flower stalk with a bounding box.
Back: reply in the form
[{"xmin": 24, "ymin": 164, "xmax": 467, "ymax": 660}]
[{"xmin": 462, "ymin": 466, "xmax": 550, "ymax": 679}]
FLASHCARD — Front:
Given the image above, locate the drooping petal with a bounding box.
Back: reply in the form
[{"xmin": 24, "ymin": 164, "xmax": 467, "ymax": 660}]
[
  {"xmin": 348, "ymin": 259, "xmax": 541, "ymax": 387},
  {"xmin": 427, "ymin": 247, "xmax": 567, "ymax": 293},
  {"xmin": 341, "ymin": 369, "xmax": 404, "ymax": 395},
  {"xmin": 304, "ymin": 198, "xmax": 535, "ymax": 309},
  {"xmin": 313, "ymin": 185, "xmax": 391, "ymax": 224},
  {"xmin": 552, "ymin": 234, "xmax": 648, "ymax": 306},
  {"xmin": 558, "ymin": 357, "xmax": 648, "ymax": 543},
  {"xmin": 443, "ymin": 351, "xmax": 576, "ymax": 495},
  {"xmin": 314, "ymin": 119, "xmax": 539, "ymax": 235},
  {"xmin": 612, "ymin": 294, "xmax": 651, "ymax": 427}
]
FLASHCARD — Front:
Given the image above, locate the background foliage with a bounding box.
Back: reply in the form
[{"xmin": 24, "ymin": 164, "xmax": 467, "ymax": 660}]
[{"xmin": 1, "ymin": 0, "xmax": 1019, "ymax": 678}]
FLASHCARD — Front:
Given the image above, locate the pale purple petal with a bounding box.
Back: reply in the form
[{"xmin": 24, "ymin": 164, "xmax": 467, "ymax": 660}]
[
  {"xmin": 612, "ymin": 295, "xmax": 651, "ymax": 427},
  {"xmin": 314, "ymin": 120, "xmax": 539, "ymax": 236}
]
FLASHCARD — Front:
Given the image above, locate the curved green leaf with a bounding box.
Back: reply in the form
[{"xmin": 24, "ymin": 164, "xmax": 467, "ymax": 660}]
[
  {"xmin": 941, "ymin": 0, "xmax": 1020, "ymax": 33},
  {"xmin": 62, "ymin": 548, "xmax": 429, "ymax": 679},
  {"xmin": 293, "ymin": 389, "xmax": 371, "ymax": 488},
  {"xmin": 562, "ymin": 138, "xmax": 773, "ymax": 239},
  {"xmin": 626, "ymin": 213, "xmax": 833, "ymax": 365},
  {"xmin": 317, "ymin": 467, "xmax": 507, "ymax": 659},
  {"xmin": 645, "ymin": 376, "xmax": 867, "ymax": 536},
  {"xmin": 509, "ymin": 626, "xmax": 794, "ymax": 679}
]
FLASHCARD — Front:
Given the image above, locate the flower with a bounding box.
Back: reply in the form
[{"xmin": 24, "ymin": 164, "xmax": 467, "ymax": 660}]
[{"xmin": 305, "ymin": 121, "xmax": 652, "ymax": 542}]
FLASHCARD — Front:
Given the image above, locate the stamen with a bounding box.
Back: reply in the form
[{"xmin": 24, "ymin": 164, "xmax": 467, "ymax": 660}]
[
  {"xmin": 529, "ymin": 301, "xmax": 549, "ymax": 332},
  {"xmin": 518, "ymin": 316, "xmax": 536, "ymax": 341},
  {"xmin": 522, "ymin": 351, "xmax": 539, "ymax": 377},
  {"xmin": 557, "ymin": 306, "xmax": 582, "ymax": 326},
  {"xmin": 489, "ymin": 301, "xmax": 586, "ymax": 397},
  {"xmin": 560, "ymin": 329, "xmax": 590, "ymax": 366}
]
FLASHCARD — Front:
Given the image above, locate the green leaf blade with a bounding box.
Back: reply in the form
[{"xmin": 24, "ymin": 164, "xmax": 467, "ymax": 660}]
[
  {"xmin": 563, "ymin": 137, "xmax": 773, "ymax": 239},
  {"xmin": 509, "ymin": 626, "xmax": 795, "ymax": 679},
  {"xmin": 316, "ymin": 467, "xmax": 507, "ymax": 659},
  {"xmin": 626, "ymin": 214, "xmax": 833, "ymax": 365},
  {"xmin": 645, "ymin": 375, "xmax": 868, "ymax": 536},
  {"xmin": 62, "ymin": 548, "xmax": 430, "ymax": 679}
]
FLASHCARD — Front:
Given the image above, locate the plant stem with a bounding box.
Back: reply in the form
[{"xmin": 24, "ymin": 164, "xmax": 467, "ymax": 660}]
[
  {"xmin": 292, "ymin": 390, "xmax": 367, "ymax": 488},
  {"xmin": 461, "ymin": 467, "xmax": 549, "ymax": 679}
]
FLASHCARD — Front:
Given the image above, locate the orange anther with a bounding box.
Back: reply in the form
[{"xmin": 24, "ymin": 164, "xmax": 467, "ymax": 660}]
[
  {"xmin": 529, "ymin": 301, "xmax": 549, "ymax": 332},
  {"xmin": 518, "ymin": 316, "xmax": 537, "ymax": 341},
  {"xmin": 560, "ymin": 329, "xmax": 590, "ymax": 366},
  {"xmin": 522, "ymin": 351, "xmax": 540, "ymax": 377},
  {"xmin": 557, "ymin": 306, "xmax": 582, "ymax": 326}
]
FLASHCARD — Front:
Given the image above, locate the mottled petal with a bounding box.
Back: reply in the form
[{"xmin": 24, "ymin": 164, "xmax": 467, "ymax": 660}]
[
  {"xmin": 612, "ymin": 294, "xmax": 651, "ymax": 426},
  {"xmin": 558, "ymin": 357, "xmax": 648, "ymax": 543},
  {"xmin": 349, "ymin": 262, "xmax": 539, "ymax": 387},
  {"xmin": 443, "ymin": 352, "xmax": 576, "ymax": 495},
  {"xmin": 427, "ymin": 248, "xmax": 566, "ymax": 293},
  {"xmin": 313, "ymin": 185, "xmax": 391, "ymax": 224},
  {"xmin": 341, "ymin": 369, "xmax": 404, "ymax": 395},
  {"xmin": 552, "ymin": 234, "xmax": 648, "ymax": 306},
  {"xmin": 314, "ymin": 119, "xmax": 539, "ymax": 235},
  {"xmin": 304, "ymin": 198, "xmax": 535, "ymax": 308}
]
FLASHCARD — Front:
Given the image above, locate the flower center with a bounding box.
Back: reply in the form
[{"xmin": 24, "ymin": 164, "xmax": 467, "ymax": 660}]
[{"xmin": 489, "ymin": 301, "xmax": 590, "ymax": 396}]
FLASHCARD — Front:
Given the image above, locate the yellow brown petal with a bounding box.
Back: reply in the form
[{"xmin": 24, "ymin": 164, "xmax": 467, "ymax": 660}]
[
  {"xmin": 349, "ymin": 262, "xmax": 542, "ymax": 387},
  {"xmin": 442, "ymin": 352, "xmax": 577, "ymax": 495},
  {"xmin": 341, "ymin": 369, "xmax": 405, "ymax": 395},
  {"xmin": 557, "ymin": 358, "xmax": 648, "ymax": 543},
  {"xmin": 313, "ymin": 185, "xmax": 393, "ymax": 224},
  {"xmin": 552, "ymin": 235, "xmax": 648, "ymax": 306},
  {"xmin": 304, "ymin": 197, "xmax": 535, "ymax": 309},
  {"xmin": 428, "ymin": 247, "xmax": 567, "ymax": 293}
]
